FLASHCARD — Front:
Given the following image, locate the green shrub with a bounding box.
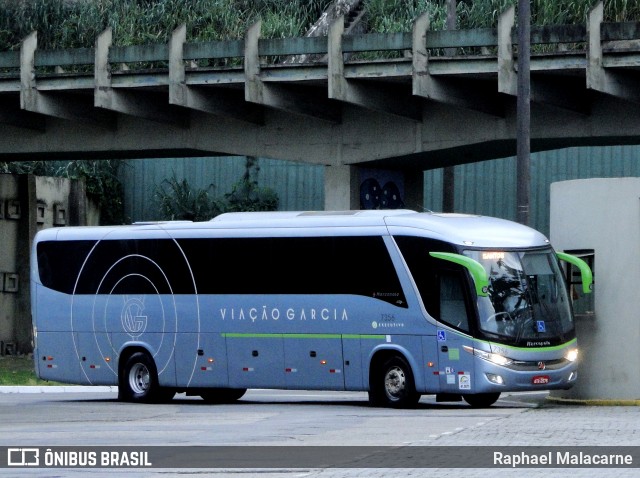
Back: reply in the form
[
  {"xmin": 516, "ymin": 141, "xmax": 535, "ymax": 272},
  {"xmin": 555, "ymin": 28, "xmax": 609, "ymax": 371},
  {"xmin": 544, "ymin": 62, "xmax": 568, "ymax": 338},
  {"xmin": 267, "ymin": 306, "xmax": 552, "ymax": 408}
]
[{"xmin": 154, "ymin": 157, "xmax": 278, "ymax": 221}]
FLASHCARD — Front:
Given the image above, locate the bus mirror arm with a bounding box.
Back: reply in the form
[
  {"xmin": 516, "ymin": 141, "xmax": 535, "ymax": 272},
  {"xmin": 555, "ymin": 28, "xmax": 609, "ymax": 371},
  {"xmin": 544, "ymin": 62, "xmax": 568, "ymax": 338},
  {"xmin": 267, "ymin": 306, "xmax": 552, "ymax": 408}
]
[
  {"xmin": 556, "ymin": 251, "xmax": 594, "ymax": 294},
  {"xmin": 429, "ymin": 252, "xmax": 489, "ymax": 297}
]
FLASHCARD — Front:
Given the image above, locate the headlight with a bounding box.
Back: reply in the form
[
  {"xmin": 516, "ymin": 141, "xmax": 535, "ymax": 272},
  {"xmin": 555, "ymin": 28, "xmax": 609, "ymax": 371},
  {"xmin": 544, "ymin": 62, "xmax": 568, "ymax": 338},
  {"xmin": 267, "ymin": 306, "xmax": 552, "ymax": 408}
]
[
  {"xmin": 463, "ymin": 345, "xmax": 513, "ymax": 366},
  {"xmin": 565, "ymin": 348, "xmax": 579, "ymax": 362}
]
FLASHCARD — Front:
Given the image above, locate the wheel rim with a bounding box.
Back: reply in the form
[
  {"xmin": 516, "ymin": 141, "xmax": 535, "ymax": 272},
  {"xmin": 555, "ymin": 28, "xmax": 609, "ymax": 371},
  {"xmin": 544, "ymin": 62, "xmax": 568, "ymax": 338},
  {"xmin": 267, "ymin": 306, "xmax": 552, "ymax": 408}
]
[
  {"xmin": 384, "ymin": 365, "xmax": 406, "ymax": 400},
  {"xmin": 128, "ymin": 362, "xmax": 151, "ymax": 395}
]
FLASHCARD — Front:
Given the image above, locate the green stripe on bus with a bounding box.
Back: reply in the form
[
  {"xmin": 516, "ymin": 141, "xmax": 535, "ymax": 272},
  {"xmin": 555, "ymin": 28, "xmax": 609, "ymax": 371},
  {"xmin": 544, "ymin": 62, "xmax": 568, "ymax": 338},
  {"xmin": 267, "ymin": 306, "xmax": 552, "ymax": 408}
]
[
  {"xmin": 481, "ymin": 337, "xmax": 578, "ymax": 353},
  {"xmin": 221, "ymin": 333, "xmax": 385, "ymax": 340}
]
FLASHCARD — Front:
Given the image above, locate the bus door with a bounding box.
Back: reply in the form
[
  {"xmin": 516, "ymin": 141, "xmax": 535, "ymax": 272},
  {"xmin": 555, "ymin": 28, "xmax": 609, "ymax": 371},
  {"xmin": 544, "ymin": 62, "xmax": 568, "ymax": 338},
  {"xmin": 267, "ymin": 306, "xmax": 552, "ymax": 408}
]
[
  {"xmin": 283, "ymin": 336, "xmax": 345, "ymax": 390},
  {"xmin": 435, "ymin": 271, "xmax": 475, "ymax": 394}
]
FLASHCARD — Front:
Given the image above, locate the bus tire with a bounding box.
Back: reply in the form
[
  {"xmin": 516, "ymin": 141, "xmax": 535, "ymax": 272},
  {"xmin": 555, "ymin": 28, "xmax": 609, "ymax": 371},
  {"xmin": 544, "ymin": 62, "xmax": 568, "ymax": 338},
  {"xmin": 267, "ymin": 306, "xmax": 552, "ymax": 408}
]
[
  {"xmin": 119, "ymin": 352, "xmax": 172, "ymax": 403},
  {"xmin": 463, "ymin": 392, "xmax": 500, "ymax": 408},
  {"xmin": 200, "ymin": 388, "xmax": 247, "ymax": 404},
  {"xmin": 369, "ymin": 355, "xmax": 420, "ymax": 409}
]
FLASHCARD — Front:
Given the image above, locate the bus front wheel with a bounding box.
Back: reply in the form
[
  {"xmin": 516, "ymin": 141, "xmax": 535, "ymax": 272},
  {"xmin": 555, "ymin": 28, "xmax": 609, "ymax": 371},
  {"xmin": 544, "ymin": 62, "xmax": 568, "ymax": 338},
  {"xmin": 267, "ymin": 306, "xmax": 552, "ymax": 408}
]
[
  {"xmin": 369, "ymin": 355, "xmax": 420, "ymax": 409},
  {"xmin": 463, "ymin": 392, "xmax": 501, "ymax": 408},
  {"xmin": 119, "ymin": 352, "xmax": 174, "ymax": 403}
]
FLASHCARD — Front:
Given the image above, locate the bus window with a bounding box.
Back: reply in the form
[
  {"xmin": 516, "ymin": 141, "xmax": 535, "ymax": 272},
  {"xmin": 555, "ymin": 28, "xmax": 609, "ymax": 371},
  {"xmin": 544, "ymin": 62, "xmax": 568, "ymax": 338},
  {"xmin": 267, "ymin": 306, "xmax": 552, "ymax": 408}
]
[
  {"xmin": 177, "ymin": 236, "xmax": 407, "ymax": 307},
  {"xmin": 440, "ymin": 272, "xmax": 470, "ymax": 332},
  {"xmin": 394, "ymin": 236, "xmax": 470, "ymax": 332}
]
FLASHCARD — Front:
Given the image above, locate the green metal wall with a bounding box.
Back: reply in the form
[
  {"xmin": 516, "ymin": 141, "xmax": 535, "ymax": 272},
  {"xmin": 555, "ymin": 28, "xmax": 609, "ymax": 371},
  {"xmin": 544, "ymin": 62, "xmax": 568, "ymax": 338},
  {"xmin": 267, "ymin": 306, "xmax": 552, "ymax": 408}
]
[
  {"xmin": 121, "ymin": 146, "xmax": 640, "ymax": 235},
  {"xmin": 424, "ymin": 145, "xmax": 640, "ymax": 237},
  {"xmin": 120, "ymin": 156, "xmax": 324, "ymax": 222}
]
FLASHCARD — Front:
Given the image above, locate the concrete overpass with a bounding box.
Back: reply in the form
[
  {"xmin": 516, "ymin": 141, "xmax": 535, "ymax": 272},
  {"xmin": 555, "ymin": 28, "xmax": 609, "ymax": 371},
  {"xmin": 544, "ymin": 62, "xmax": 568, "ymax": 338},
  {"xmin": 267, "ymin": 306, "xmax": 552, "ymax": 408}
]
[{"xmin": 1, "ymin": 2, "xmax": 640, "ymax": 209}]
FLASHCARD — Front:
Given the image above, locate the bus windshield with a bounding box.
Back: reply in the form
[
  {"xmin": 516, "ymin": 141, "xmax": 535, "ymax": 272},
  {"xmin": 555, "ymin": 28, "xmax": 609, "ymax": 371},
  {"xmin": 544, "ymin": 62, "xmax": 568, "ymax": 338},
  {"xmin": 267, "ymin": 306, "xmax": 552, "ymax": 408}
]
[{"xmin": 464, "ymin": 249, "xmax": 573, "ymax": 345}]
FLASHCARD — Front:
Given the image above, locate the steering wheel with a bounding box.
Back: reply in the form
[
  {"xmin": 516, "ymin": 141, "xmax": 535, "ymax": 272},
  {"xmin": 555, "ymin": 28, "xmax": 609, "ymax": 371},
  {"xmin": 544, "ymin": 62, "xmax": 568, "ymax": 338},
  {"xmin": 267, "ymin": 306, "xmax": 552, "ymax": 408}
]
[{"xmin": 485, "ymin": 311, "xmax": 512, "ymax": 323}]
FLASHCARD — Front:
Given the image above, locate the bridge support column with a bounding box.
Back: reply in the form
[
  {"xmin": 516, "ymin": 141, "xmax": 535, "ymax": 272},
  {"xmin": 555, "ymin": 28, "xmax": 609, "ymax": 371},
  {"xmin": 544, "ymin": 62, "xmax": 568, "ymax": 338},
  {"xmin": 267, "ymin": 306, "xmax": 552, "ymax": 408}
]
[
  {"xmin": 324, "ymin": 165, "xmax": 424, "ymax": 212},
  {"xmin": 324, "ymin": 165, "xmax": 359, "ymax": 211}
]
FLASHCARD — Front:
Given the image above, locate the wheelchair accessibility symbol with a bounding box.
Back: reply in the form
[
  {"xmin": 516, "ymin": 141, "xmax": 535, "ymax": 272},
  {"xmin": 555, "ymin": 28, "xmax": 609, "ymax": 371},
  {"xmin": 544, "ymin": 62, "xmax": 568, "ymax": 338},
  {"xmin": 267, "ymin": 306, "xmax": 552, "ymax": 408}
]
[{"xmin": 437, "ymin": 330, "xmax": 446, "ymax": 341}]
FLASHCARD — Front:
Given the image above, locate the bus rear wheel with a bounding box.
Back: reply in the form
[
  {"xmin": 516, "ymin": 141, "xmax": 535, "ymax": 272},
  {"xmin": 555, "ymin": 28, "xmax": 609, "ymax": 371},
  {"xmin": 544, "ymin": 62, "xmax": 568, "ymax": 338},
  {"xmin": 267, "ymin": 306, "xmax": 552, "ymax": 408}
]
[
  {"xmin": 369, "ymin": 355, "xmax": 420, "ymax": 409},
  {"xmin": 119, "ymin": 352, "xmax": 174, "ymax": 403},
  {"xmin": 463, "ymin": 392, "xmax": 501, "ymax": 408}
]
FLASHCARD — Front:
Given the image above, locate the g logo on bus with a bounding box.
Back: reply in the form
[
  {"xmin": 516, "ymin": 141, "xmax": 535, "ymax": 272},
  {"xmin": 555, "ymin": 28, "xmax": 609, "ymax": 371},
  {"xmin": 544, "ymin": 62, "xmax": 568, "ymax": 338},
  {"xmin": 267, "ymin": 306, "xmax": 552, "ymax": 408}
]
[
  {"xmin": 121, "ymin": 297, "xmax": 148, "ymax": 338},
  {"xmin": 537, "ymin": 361, "xmax": 546, "ymax": 370}
]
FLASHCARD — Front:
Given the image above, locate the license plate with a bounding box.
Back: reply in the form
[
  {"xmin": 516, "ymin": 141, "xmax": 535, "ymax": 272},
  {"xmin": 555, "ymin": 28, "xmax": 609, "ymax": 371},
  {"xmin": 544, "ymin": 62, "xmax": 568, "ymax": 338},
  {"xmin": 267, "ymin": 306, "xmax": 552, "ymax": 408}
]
[{"xmin": 532, "ymin": 375, "xmax": 550, "ymax": 385}]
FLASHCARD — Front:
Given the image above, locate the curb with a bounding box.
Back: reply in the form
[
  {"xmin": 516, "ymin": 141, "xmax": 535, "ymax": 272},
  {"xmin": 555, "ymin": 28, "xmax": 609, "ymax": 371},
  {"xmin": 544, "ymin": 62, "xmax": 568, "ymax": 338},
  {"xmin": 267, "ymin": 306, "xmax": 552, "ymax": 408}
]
[
  {"xmin": 0, "ymin": 386, "xmax": 117, "ymax": 394},
  {"xmin": 547, "ymin": 396, "xmax": 640, "ymax": 406}
]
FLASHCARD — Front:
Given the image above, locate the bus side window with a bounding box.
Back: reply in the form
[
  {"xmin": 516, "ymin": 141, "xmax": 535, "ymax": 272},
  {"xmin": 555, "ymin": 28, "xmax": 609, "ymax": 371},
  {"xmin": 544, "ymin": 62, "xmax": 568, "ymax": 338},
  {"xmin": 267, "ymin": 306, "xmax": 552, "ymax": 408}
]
[
  {"xmin": 439, "ymin": 272, "xmax": 470, "ymax": 332},
  {"xmin": 394, "ymin": 235, "xmax": 471, "ymax": 332}
]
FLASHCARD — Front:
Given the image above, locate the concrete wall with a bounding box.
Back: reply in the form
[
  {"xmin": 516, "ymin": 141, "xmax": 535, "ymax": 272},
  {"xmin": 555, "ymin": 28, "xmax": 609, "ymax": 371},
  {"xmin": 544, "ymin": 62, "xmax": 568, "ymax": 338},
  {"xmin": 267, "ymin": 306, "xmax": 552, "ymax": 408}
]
[
  {"xmin": 0, "ymin": 174, "xmax": 98, "ymax": 354},
  {"xmin": 550, "ymin": 178, "xmax": 640, "ymax": 400}
]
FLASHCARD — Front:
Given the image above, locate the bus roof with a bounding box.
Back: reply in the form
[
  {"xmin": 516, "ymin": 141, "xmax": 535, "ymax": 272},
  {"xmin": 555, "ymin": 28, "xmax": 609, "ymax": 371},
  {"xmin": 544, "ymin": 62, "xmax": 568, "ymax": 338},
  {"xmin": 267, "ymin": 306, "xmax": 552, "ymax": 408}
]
[{"xmin": 35, "ymin": 210, "xmax": 550, "ymax": 248}]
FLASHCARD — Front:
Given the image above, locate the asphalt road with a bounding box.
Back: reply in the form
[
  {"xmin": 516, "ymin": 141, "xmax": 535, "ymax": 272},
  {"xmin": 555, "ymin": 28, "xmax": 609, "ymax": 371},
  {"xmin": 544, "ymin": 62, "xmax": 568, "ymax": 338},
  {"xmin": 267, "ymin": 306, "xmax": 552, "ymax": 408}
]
[{"xmin": 0, "ymin": 388, "xmax": 638, "ymax": 477}]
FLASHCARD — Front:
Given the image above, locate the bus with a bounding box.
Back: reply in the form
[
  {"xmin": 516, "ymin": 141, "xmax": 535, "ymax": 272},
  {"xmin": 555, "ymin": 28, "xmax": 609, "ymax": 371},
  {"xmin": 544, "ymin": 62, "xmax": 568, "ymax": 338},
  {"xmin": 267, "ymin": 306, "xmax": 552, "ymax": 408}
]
[{"xmin": 31, "ymin": 210, "xmax": 592, "ymax": 408}]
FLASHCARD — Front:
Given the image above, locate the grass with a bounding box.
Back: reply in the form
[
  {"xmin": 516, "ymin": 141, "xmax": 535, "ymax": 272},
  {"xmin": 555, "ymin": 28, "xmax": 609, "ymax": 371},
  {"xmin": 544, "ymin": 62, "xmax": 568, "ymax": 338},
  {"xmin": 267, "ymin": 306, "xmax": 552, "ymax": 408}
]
[
  {"xmin": 2, "ymin": 0, "xmax": 639, "ymax": 52},
  {"xmin": 0, "ymin": 0, "xmax": 333, "ymax": 50},
  {"xmin": 0, "ymin": 355, "xmax": 59, "ymax": 386}
]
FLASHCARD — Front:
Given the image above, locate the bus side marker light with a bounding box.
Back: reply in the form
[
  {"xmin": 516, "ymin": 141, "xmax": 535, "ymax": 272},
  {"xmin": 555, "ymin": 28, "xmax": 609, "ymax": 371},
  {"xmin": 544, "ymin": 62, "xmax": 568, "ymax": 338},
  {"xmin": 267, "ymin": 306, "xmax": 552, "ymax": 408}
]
[
  {"xmin": 320, "ymin": 360, "xmax": 327, "ymax": 365},
  {"xmin": 207, "ymin": 358, "xmax": 214, "ymax": 363},
  {"xmin": 427, "ymin": 362, "xmax": 434, "ymax": 367},
  {"xmin": 329, "ymin": 369, "xmax": 341, "ymax": 374},
  {"xmin": 285, "ymin": 368, "xmax": 297, "ymax": 373},
  {"xmin": 242, "ymin": 367, "xmax": 254, "ymax": 372},
  {"xmin": 105, "ymin": 357, "xmax": 111, "ymax": 362},
  {"xmin": 201, "ymin": 366, "xmax": 212, "ymax": 371}
]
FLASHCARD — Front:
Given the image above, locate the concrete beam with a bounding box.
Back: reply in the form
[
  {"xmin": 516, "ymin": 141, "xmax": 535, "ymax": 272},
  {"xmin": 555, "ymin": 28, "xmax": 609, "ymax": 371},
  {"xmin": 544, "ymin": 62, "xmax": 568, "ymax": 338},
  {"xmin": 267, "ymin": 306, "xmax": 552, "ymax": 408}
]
[
  {"xmin": 0, "ymin": 100, "xmax": 45, "ymax": 131},
  {"xmin": 329, "ymin": 17, "xmax": 421, "ymax": 122},
  {"xmin": 169, "ymin": 24, "xmax": 262, "ymax": 125},
  {"xmin": 587, "ymin": 1, "xmax": 640, "ymax": 103},
  {"xmin": 413, "ymin": 13, "xmax": 503, "ymax": 117},
  {"xmin": 95, "ymin": 28, "xmax": 188, "ymax": 128},
  {"xmin": 244, "ymin": 21, "xmax": 340, "ymax": 123},
  {"xmin": 498, "ymin": 6, "xmax": 588, "ymax": 115},
  {"xmin": 20, "ymin": 31, "xmax": 113, "ymax": 129}
]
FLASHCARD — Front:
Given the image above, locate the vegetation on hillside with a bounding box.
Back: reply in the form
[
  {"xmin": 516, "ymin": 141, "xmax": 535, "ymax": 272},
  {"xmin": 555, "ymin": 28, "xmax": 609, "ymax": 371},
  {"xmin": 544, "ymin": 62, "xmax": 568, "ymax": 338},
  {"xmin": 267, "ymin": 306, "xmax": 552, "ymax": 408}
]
[
  {"xmin": 366, "ymin": 0, "xmax": 640, "ymax": 33},
  {"xmin": 1, "ymin": 0, "xmax": 638, "ymax": 52},
  {"xmin": 0, "ymin": 0, "xmax": 333, "ymax": 50}
]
